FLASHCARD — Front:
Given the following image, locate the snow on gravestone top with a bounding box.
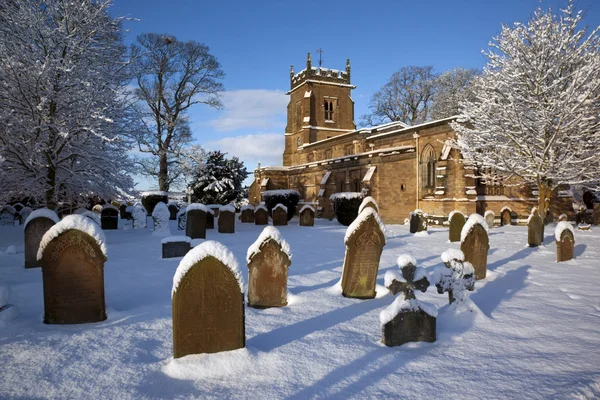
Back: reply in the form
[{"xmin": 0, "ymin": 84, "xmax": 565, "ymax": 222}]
[
  {"xmin": 526, "ymin": 207, "xmax": 539, "ymax": 224},
  {"xmin": 460, "ymin": 214, "xmax": 489, "ymax": 244},
  {"xmin": 500, "ymin": 205, "xmax": 512, "ymax": 213},
  {"xmin": 383, "ymin": 255, "xmax": 428, "ymax": 288},
  {"xmin": 484, "ymin": 210, "xmax": 495, "ymax": 217},
  {"xmin": 152, "ymin": 202, "xmax": 170, "ymax": 218},
  {"xmin": 161, "ymin": 236, "xmax": 192, "ymax": 244},
  {"xmin": 273, "ymin": 204, "xmax": 288, "ymax": 213},
  {"xmin": 172, "ymin": 241, "xmax": 243, "ymax": 297},
  {"xmin": 24, "ymin": 208, "xmax": 59, "ymax": 229},
  {"xmin": 555, "ymin": 221, "xmax": 575, "ymax": 241},
  {"xmin": 380, "ymin": 298, "xmax": 438, "ymax": 325},
  {"xmin": 255, "ymin": 204, "xmax": 268, "ymax": 212},
  {"xmin": 329, "ymin": 192, "xmax": 363, "ymax": 201},
  {"xmin": 37, "ymin": 215, "xmax": 107, "ymax": 261},
  {"xmin": 186, "ymin": 203, "xmax": 211, "ymax": 213},
  {"xmin": 1, "ymin": 205, "xmax": 16, "ymax": 214},
  {"xmin": 448, "ymin": 210, "xmax": 465, "ymax": 221},
  {"xmin": 358, "ymin": 196, "xmax": 379, "ymax": 214},
  {"xmin": 80, "ymin": 210, "xmax": 101, "ymax": 226},
  {"xmin": 219, "ymin": 204, "xmax": 236, "ymax": 213},
  {"xmin": 344, "ymin": 208, "xmax": 387, "ymax": 245},
  {"xmin": 299, "ymin": 204, "xmax": 315, "ymax": 214},
  {"xmin": 240, "ymin": 204, "xmax": 255, "ymax": 211},
  {"xmin": 246, "ymin": 226, "xmax": 292, "ymax": 264},
  {"xmin": 102, "ymin": 204, "xmax": 119, "ymax": 212}
]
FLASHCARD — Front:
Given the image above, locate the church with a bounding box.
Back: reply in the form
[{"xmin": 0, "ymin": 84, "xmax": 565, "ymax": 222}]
[{"xmin": 249, "ymin": 53, "xmax": 574, "ymax": 224}]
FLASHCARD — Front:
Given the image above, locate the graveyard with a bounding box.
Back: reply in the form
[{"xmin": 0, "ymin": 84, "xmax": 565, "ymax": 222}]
[{"xmin": 1, "ymin": 213, "xmax": 599, "ymax": 399}]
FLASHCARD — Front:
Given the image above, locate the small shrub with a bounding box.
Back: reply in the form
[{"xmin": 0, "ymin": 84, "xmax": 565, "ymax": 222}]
[
  {"xmin": 330, "ymin": 192, "xmax": 363, "ymax": 226},
  {"xmin": 262, "ymin": 190, "xmax": 300, "ymax": 221},
  {"xmin": 141, "ymin": 191, "xmax": 169, "ymax": 216}
]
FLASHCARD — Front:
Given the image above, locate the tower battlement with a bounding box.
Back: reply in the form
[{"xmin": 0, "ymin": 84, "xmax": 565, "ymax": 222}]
[{"xmin": 289, "ymin": 52, "xmax": 351, "ymax": 90}]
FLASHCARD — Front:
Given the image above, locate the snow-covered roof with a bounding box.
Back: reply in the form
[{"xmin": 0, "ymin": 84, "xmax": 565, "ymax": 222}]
[
  {"xmin": 555, "ymin": 221, "xmax": 575, "ymax": 242},
  {"xmin": 161, "ymin": 236, "xmax": 192, "ymax": 244},
  {"xmin": 358, "ymin": 196, "xmax": 378, "ymax": 214},
  {"xmin": 344, "ymin": 208, "xmax": 386, "ymax": 245},
  {"xmin": 23, "ymin": 208, "xmax": 60, "ymax": 229},
  {"xmin": 37, "ymin": 215, "xmax": 107, "ymax": 261},
  {"xmin": 172, "ymin": 241, "xmax": 243, "ymax": 297},
  {"xmin": 460, "ymin": 214, "xmax": 489, "ymax": 243},
  {"xmin": 246, "ymin": 226, "xmax": 292, "ymax": 264},
  {"xmin": 262, "ymin": 189, "xmax": 300, "ymax": 197},
  {"xmin": 367, "ymin": 116, "xmax": 459, "ymax": 141},
  {"xmin": 380, "ymin": 298, "xmax": 437, "ymax": 325},
  {"xmin": 320, "ymin": 171, "xmax": 331, "ymax": 185}
]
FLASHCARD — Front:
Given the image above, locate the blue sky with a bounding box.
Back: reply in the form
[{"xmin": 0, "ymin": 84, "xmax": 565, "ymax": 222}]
[{"xmin": 110, "ymin": 0, "xmax": 600, "ymax": 190}]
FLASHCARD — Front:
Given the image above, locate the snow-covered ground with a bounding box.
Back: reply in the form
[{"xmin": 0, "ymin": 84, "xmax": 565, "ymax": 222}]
[{"xmin": 0, "ymin": 217, "xmax": 599, "ymax": 399}]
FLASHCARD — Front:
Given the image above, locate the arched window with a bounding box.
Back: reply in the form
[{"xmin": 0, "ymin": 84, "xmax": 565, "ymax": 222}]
[
  {"xmin": 421, "ymin": 145, "xmax": 437, "ymax": 194},
  {"xmin": 324, "ymin": 98, "xmax": 336, "ymax": 121}
]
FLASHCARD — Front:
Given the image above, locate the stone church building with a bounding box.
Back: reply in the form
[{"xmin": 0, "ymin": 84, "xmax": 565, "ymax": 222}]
[{"xmin": 249, "ymin": 53, "xmax": 573, "ymax": 224}]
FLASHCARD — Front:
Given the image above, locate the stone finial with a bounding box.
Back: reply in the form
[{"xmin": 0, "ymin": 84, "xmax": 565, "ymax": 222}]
[
  {"xmin": 346, "ymin": 58, "xmax": 351, "ymax": 82},
  {"xmin": 306, "ymin": 52, "xmax": 312, "ymax": 70},
  {"xmin": 290, "ymin": 65, "xmax": 294, "ymax": 77}
]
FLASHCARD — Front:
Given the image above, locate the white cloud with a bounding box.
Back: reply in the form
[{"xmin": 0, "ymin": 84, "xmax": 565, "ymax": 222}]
[
  {"xmin": 208, "ymin": 89, "xmax": 288, "ymax": 132},
  {"xmin": 205, "ymin": 133, "xmax": 284, "ymax": 169}
]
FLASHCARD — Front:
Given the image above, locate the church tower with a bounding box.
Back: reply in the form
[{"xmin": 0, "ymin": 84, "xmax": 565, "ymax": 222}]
[{"xmin": 283, "ymin": 53, "xmax": 356, "ymax": 166}]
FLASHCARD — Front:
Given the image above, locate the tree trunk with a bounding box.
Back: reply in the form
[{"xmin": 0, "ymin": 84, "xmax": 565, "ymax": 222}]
[
  {"xmin": 46, "ymin": 165, "xmax": 57, "ymax": 210},
  {"xmin": 158, "ymin": 151, "xmax": 169, "ymax": 192},
  {"xmin": 538, "ymin": 181, "xmax": 552, "ymax": 224}
]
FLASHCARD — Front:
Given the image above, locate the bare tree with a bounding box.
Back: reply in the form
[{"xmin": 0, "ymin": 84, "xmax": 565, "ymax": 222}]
[
  {"xmin": 361, "ymin": 66, "xmax": 437, "ymax": 126},
  {"xmin": 430, "ymin": 67, "xmax": 479, "ymax": 120},
  {"xmin": 131, "ymin": 33, "xmax": 224, "ymax": 191}
]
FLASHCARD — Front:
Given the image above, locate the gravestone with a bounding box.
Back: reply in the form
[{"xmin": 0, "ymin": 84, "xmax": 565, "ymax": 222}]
[
  {"xmin": 92, "ymin": 204, "xmax": 103, "ymax": 215},
  {"xmin": 460, "ymin": 214, "xmax": 489, "ymax": 280},
  {"xmin": 341, "ymin": 208, "xmax": 386, "ymax": 299},
  {"xmin": 358, "ymin": 196, "xmax": 379, "ymax": 214},
  {"xmin": 82, "ymin": 210, "xmax": 101, "ymax": 226},
  {"xmin": 177, "ymin": 207, "xmax": 187, "ymax": 231},
  {"xmin": 162, "ymin": 236, "xmax": 191, "ymax": 258},
  {"xmin": 186, "ymin": 205, "xmax": 208, "ymax": 239},
  {"xmin": 168, "ymin": 204, "xmax": 178, "ymax": 220},
  {"xmin": 272, "ymin": 204, "xmax": 288, "ymax": 226},
  {"xmin": 218, "ymin": 205, "xmax": 235, "ymax": 234},
  {"xmin": 18, "ymin": 207, "xmax": 33, "ymax": 225},
  {"xmin": 434, "ymin": 249, "xmax": 475, "ymax": 305},
  {"xmin": 240, "ymin": 205, "xmax": 255, "ymax": 223},
  {"xmin": 152, "ymin": 202, "xmax": 171, "ymax": 235},
  {"xmin": 381, "ymin": 255, "xmax": 436, "ymax": 347},
  {"xmin": 100, "ymin": 206, "xmax": 119, "ymax": 230},
  {"xmin": 119, "ymin": 204, "xmax": 129, "ymax": 219},
  {"xmin": 172, "ymin": 241, "xmax": 245, "ymax": 358},
  {"xmin": 206, "ymin": 209, "xmax": 215, "ymax": 229},
  {"xmin": 448, "ymin": 211, "xmax": 466, "ymax": 242},
  {"xmin": 409, "ymin": 210, "xmax": 427, "ymax": 233},
  {"xmin": 38, "ymin": 215, "xmax": 107, "ymax": 324},
  {"xmin": 0, "ymin": 205, "xmax": 16, "ymax": 225},
  {"xmin": 24, "ymin": 209, "xmax": 59, "ymax": 269},
  {"xmin": 500, "ymin": 208, "xmax": 511, "ymax": 226},
  {"xmin": 255, "ymin": 206, "xmax": 269, "ymax": 225},
  {"xmin": 484, "ymin": 210, "xmax": 495, "ymax": 229},
  {"xmin": 208, "ymin": 205, "xmax": 220, "ymax": 218},
  {"xmin": 247, "ymin": 226, "xmax": 291, "ymax": 308},
  {"xmin": 299, "ymin": 205, "xmax": 315, "ymax": 227},
  {"xmin": 593, "ymin": 204, "xmax": 600, "ymax": 226},
  {"xmin": 558, "ymin": 214, "xmax": 568, "ymax": 222},
  {"xmin": 527, "ymin": 209, "xmax": 543, "ymax": 247},
  {"xmin": 555, "ymin": 222, "xmax": 575, "ymax": 262}
]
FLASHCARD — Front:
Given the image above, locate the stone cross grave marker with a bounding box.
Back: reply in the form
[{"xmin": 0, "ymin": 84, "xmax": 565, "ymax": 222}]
[
  {"xmin": 434, "ymin": 249, "xmax": 475, "ymax": 305},
  {"xmin": 24, "ymin": 210, "xmax": 59, "ymax": 269},
  {"xmin": 272, "ymin": 204, "xmax": 288, "ymax": 226},
  {"xmin": 100, "ymin": 206, "xmax": 119, "ymax": 230},
  {"xmin": 341, "ymin": 209, "xmax": 386, "ymax": 299},
  {"xmin": 527, "ymin": 209, "xmax": 544, "ymax": 247},
  {"xmin": 218, "ymin": 206, "xmax": 235, "ymax": 234},
  {"xmin": 172, "ymin": 241, "xmax": 245, "ymax": 358},
  {"xmin": 299, "ymin": 205, "xmax": 315, "ymax": 226},
  {"xmin": 39, "ymin": 215, "xmax": 107, "ymax": 324},
  {"xmin": 485, "ymin": 210, "xmax": 495, "ymax": 229},
  {"xmin": 381, "ymin": 255, "xmax": 436, "ymax": 346},
  {"xmin": 240, "ymin": 205, "xmax": 255, "ymax": 223},
  {"xmin": 254, "ymin": 206, "xmax": 269, "ymax": 226},
  {"xmin": 448, "ymin": 211, "xmax": 466, "ymax": 242},
  {"xmin": 460, "ymin": 214, "xmax": 489, "ymax": 280},
  {"xmin": 186, "ymin": 204, "xmax": 208, "ymax": 239},
  {"xmin": 247, "ymin": 226, "xmax": 291, "ymax": 308},
  {"xmin": 555, "ymin": 222, "xmax": 575, "ymax": 262}
]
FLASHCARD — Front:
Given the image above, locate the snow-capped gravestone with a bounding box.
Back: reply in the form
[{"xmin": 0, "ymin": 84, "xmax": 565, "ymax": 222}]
[
  {"xmin": 92, "ymin": 204, "xmax": 103, "ymax": 215},
  {"xmin": 186, "ymin": 204, "xmax": 209, "ymax": 239},
  {"xmin": 255, "ymin": 205, "xmax": 269, "ymax": 226},
  {"xmin": 380, "ymin": 255, "xmax": 436, "ymax": 347},
  {"xmin": 152, "ymin": 202, "xmax": 171, "ymax": 235},
  {"xmin": 409, "ymin": 210, "xmax": 427, "ymax": 234},
  {"xmin": 272, "ymin": 204, "xmax": 288, "ymax": 226},
  {"xmin": 358, "ymin": 196, "xmax": 379, "ymax": 214},
  {"xmin": 527, "ymin": 208, "xmax": 544, "ymax": 247},
  {"xmin": 208, "ymin": 205, "xmax": 220, "ymax": 218},
  {"xmin": 162, "ymin": 236, "xmax": 191, "ymax": 259},
  {"xmin": 485, "ymin": 210, "xmax": 495, "ymax": 229},
  {"xmin": 434, "ymin": 249, "xmax": 475, "ymax": 305},
  {"xmin": 501, "ymin": 207, "xmax": 511, "ymax": 226},
  {"xmin": 132, "ymin": 205, "xmax": 147, "ymax": 229},
  {"xmin": 0, "ymin": 205, "xmax": 16, "ymax": 225},
  {"xmin": 38, "ymin": 215, "xmax": 107, "ymax": 324},
  {"xmin": 206, "ymin": 209, "xmax": 215, "ymax": 229},
  {"xmin": 18, "ymin": 207, "xmax": 32, "ymax": 225},
  {"xmin": 82, "ymin": 210, "xmax": 101, "ymax": 226},
  {"xmin": 555, "ymin": 222, "xmax": 575, "ymax": 262},
  {"xmin": 168, "ymin": 203, "xmax": 178, "ymax": 220},
  {"xmin": 341, "ymin": 208, "xmax": 386, "ymax": 299},
  {"xmin": 24, "ymin": 209, "xmax": 60, "ymax": 269},
  {"xmin": 240, "ymin": 205, "xmax": 255, "ymax": 223},
  {"xmin": 246, "ymin": 226, "xmax": 292, "ymax": 308},
  {"xmin": 558, "ymin": 213, "xmax": 568, "ymax": 222},
  {"xmin": 299, "ymin": 205, "xmax": 315, "ymax": 226},
  {"xmin": 177, "ymin": 206, "xmax": 187, "ymax": 231},
  {"xmin": 172, "ymin": 241, "xmax": 245, "ymax": 358},
  {"xmin": 460, "ymin": 214, "xmax": 489, "ymax": 280},
  {"xmin": 218, "ymin": 205, "xmax": 236, "ymax": 234},
  {"xmin": 100, "ymin": 205, "xmax": 119, "ymax": 230},
  {"xmin": 448, "ymin": 211, "xmax": 466, "ymax": 242}
]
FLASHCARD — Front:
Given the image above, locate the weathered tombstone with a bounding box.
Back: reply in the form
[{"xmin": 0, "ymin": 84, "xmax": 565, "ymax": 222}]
[
  {"xmin": 434, "ymin": 249, "xmax": 475, "ymax": 305},
  {"xmin": 152, "ymin": 202, "xmax": 171, "ymax": 235},
  {"xmin": 358, "ymin": 196, "xmax": 379, "ymax": 214},
  {"xmin": 246, "ymin": 226, "xmax": 291, "ymax": 308},
  {"xmin": 162, "ymin": 236, "xmax": 191, "ymax": 258},
  {"xmin": 172, "ymin": 241, "xmax": 245, "ymax": 358},
  {"xmin": 460, "ymin": 214, "xmax": 489, "ymax": 280},
  {"xmin": 18, "ymin": 206, "xmax": 33, "ymax": 225},
  {"xmin": 255, "ymin": 205, "xmax": 269, "ymax": 225},
  {"xmin": 100, "ymin": 205, "xmax": 119, "ymax": 230},
  {"xmin": 132, "ymin": 205, "xmax": 147, "ymax": 229},
  {"xmin": 500, "ymin": 207, "xmax": 511, "ymax": 226},
  {"xmin": 168, "ymin": 203, "xmax": 178, "ymax": 220},
  {"xmin": 409, "ymin": 209, "xmax": 427, "ymax": 233},
  {"xmin": 593, "ymin": 204, "xmax": 600, "ymax": 226},
  {"xmin": 206, "ymin": 209, "xmax": 215, "ymax": 229},
  {"xmin": 177, "ymin": 206, "xmax": 187, "ymax": 231},
  {"xmin": 92, "ymin": 204, "xmax": 103, "ymax": 215},
  {"xmin": 448, "ymin": 211, "xmax": 466, "ymax": 242},
  {"xmin": 38, "ymin": 215, "xmax": 107, "ymax": 324},
  {"xmin": 24, "ymin": 209, "xmax": 60, "ymax": 269},
  {"xmin": 484, "ymin": 210, "xmax": 495, "ymax": 229},
  {"xmin": 0, "ymin": 205, "xmax": 16, "ymax": 225},
  {"xmin": 272, "ymin": 204, "xmax": 288, "ymax": 226},
  {"xmin": 299, "ymin": 205, "xmax": 315, "ymax": 227},
  {"xmin": 380, "ymin": 255, "xmax": 436, "ymax": 346},
  {"xmin": 119, "ymin": 204, "xmax": 128, "ymax": 219},
  {"xmin": 527, "ymin": 208, "xmax": 543, "ymax": 247},
  {"xmin": 341, "ymin": 208, "xmax": 386, "ymax": 299},
  {"xmin": 218, "ymin": 205, "xmax": 235, "ymax": 234},
  {"xmin": 186, "ymin": 203, "xmax": 208, "ymax": 239},
  {"xmin": 555, "ymin": 222, "xmax": 575, "ymax": 262},
  {"xmin": 240, "ymin": 205, "xmax": 255, "ymax": 223}
]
